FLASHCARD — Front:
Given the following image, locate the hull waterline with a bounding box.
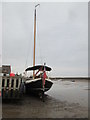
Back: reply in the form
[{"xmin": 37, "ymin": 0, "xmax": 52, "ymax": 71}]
[{"xmin": 25, "ymin": 78, "xmax": 53, "ymax": 95}]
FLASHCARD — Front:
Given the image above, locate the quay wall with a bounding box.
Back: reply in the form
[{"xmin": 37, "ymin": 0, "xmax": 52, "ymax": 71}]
[{"xmin": 0, "ymin": 76, "xmax": 25, "ymax": 99}]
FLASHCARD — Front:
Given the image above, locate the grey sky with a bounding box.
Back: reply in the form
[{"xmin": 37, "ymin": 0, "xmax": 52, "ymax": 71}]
[{"xmin": 2, "ymin": 2, "xmax": 88, "ymax": 77}]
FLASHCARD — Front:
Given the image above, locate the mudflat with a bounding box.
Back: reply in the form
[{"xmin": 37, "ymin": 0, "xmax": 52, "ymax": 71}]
[{"xmin": 2, "ymin": 79, "xmax": 88, "ymax": 118}]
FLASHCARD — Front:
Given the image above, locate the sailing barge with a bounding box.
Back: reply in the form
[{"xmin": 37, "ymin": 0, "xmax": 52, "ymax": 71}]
[
  {"xmin": 25, "ymin": 4, "xmax": 53, "ymax": 101},
  {"xmin": 25, "ymin": 65, "xmax": 53, "ymax": 94}
]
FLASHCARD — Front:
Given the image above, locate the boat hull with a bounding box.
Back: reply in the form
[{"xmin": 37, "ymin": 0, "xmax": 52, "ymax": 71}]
[{"xmin": 25, "ymin": 78, "xmax": 53, "ymax": 95}]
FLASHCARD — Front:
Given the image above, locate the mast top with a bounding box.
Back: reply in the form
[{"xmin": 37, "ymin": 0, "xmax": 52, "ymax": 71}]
[{"xmin": 35, "ymin": 4, "xmax": 40, "ymax": 9}]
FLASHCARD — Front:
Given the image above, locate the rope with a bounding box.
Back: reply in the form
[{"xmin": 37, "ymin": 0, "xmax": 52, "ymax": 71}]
[
  {"xmin": 36, "ymin": 17, "xmax": 43, "ymax": 65},
  {"xmin": 24, "ymin": 20, "xmax": 33, "ymax": 69}
]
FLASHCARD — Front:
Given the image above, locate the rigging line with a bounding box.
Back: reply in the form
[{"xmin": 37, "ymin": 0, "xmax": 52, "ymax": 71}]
[
  {"xmin": 25, "ymin": 20, "xmax": 33, "ymax": 69},
  {"xmin": 37, "ymin": 28, "xmax": 46, "ymax": 65},
  {"xmin": 36, "ymin": 8, "xmax": 47, "ymax": 65},
  {"xmin": 25, "ymin": 4, "xmax": 37, "ymax": 69},
  {"xmin": 36, "ymin": 19, "xmax": 43, "ymax": 65}
]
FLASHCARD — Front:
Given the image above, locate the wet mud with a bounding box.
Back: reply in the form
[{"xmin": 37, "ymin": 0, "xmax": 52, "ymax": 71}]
[{"xmin": 2, "ymin": 79, "xmax": 88, "ymax": 118}]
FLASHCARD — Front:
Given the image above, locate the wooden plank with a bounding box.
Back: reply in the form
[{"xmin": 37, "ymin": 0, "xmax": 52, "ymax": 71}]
[{"xmin": 1, "ymin": 76, "xmax": 25, "ymax": 99}]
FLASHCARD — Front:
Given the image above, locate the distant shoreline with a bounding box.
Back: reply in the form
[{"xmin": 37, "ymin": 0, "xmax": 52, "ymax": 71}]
[{"xmin": 50, "ymin": 77, "xmax": 89, "ymax": 80}]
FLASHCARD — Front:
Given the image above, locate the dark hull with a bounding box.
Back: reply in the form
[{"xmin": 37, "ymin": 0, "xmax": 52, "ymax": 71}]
[{"xmin": 25, "ymin": 78, "xmax": 53, "ymax": 95}]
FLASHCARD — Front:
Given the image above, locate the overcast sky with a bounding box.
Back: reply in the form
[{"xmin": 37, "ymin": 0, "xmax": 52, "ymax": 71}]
[{"xmin": 2, "ymin": 2, "xmax": 88, "ymax": 77}]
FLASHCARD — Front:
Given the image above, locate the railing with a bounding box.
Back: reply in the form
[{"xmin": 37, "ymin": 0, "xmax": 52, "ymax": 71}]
[{"xmin": 0, "ymin": 76, "xmax": 25, "ymax": 99}]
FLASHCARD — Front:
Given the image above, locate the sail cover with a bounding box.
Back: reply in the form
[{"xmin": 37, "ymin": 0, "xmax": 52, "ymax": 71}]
[{"xmin": 25, "ymin": 65, "xmax": 52, "ymax": 71}]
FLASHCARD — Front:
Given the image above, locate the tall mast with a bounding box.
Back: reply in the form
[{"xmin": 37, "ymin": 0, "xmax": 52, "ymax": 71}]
[{"xmin": 33, "ymin": 4, "xmax": 40, "ymax": 78}]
